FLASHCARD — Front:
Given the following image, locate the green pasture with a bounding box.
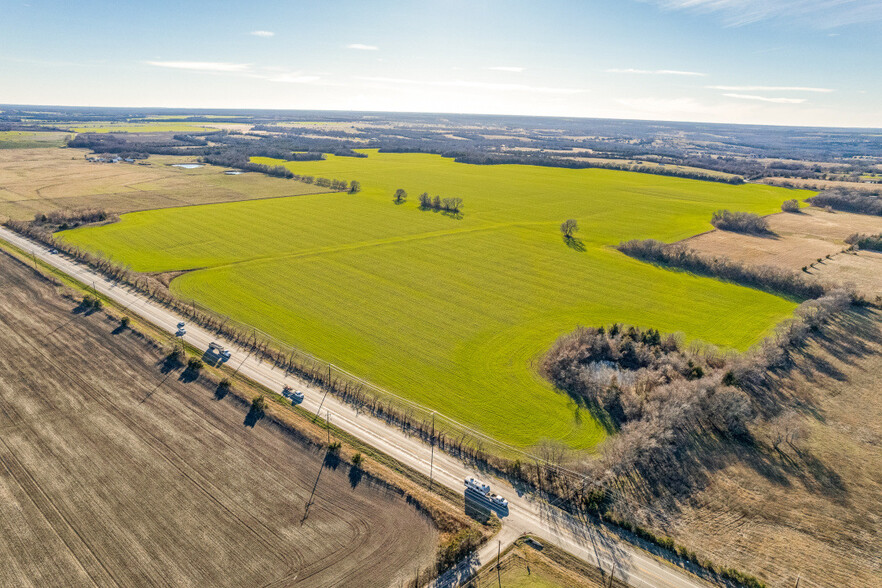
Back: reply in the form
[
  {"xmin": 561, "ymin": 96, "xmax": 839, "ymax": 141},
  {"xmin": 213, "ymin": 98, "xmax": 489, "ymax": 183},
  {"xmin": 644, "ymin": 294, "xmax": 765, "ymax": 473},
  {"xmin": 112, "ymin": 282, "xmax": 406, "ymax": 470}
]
[
  {"xmin": 61, "ymin": 151, "xmax": 808, "ymax": 449},
  {"xmin": 0, "ymin": 130, "xmax": 67, "ymax": 149}
]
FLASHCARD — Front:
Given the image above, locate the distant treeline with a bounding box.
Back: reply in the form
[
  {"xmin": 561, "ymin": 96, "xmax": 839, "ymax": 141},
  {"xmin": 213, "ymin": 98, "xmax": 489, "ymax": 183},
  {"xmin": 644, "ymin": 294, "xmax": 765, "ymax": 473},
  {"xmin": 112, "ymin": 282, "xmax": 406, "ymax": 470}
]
[
  {"xmin": 807, "ymin": 188, "xmax": 882, "ymax": 215},
  {"xmin": 617, "ymin": 239, "xmax": 829, "ymax": 300},
  {"xmin": 377, "ymin": 147, "xmax": 746, "ymax": 184}
]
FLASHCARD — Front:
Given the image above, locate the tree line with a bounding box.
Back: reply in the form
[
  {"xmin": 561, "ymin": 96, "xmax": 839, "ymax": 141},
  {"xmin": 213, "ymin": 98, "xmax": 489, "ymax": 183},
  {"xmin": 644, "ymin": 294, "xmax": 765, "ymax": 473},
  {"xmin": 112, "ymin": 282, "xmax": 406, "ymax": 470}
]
[
  {"xmin": 417, "ymin": 192, "xmax": 463, "ymax": 213},
  {"xmin": 617, "ymin": 239, "xmax": 831, "ymax": 300},
  {"xmin": 807, "ymin": 188, "xmax": 882, "ymax": 215},
  {"xmin": 845, "ymin": 232, "xmax": 882, "ymax": 251}
]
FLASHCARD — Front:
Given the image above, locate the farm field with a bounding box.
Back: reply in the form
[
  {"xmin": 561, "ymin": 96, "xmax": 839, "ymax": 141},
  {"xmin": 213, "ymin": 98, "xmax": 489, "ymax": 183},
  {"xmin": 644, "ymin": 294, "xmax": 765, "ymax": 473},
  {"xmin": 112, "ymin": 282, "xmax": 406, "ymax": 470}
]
[
  {"xmin": 683, "ymin": 208, "xmax": 882, "ymax": 300},
  {"xmin": 0, "ymin": 130, "xmax": 68, "ymax": 149},
  {"xmin": 0, "ymin": 148, "xmax": 327, "ymax": 220},
  {"xmin": 61, "ymin": 150, "xmax": 806, "ymax": 449},
  {"xmin": 0, "ymin": 251, "xmax": 437, "ymax": 587},
  {"xmin": 65, "ymin": 121, "xmax": 236, "ymax": 133}
]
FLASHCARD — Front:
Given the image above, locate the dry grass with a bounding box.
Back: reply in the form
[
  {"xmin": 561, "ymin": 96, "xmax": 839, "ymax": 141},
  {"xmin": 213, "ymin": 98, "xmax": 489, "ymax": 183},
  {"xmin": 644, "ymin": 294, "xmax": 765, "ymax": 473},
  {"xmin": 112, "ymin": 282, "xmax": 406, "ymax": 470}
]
[
  {"xmin": 625, "ymin": 309, "xmax": 882, "ymax": 587},
  {"xmin": 465, "ymin": 536, "xmax": 629, "ymax": 588},
  {"xmin": 0, "ymin": 147, "xmax": 328, "ymax": 220},
  {"xmin": 683, "ymin": 207, "xmax": 882, "ymax": 300},
  {"xmin": 0, "ymin": 250, "xmax": 440, "ymax": 587},
  {"xmin": 761, "ymin": 177, "xmax": 882, "ymax": 193}
]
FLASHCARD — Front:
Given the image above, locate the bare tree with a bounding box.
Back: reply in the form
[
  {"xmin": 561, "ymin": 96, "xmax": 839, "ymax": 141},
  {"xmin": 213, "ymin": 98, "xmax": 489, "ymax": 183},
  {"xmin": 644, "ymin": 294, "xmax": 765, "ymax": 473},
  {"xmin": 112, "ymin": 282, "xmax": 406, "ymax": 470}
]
[{"xmin": 560, "ymin": 218, "xmax": 578, "ymax": 238}]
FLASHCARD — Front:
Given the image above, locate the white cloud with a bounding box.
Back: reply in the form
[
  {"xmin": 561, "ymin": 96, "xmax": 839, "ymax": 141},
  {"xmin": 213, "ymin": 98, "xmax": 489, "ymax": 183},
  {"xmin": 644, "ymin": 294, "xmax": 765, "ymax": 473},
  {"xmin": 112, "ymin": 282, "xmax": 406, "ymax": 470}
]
[
  {"xmin": 722, "ymin": 93, "xmax": 807, "ymax": 104},
  {"xmin": 487, "ymin": 66, "xmax": 524, "ymax": 73},
  {"xmin": 250, "ymin": 30, "xmax": 275, "ymax": 37},
  {"xmin": 644, "ymin": 0, "xmax": 882, "ymax": 28},
  {"xmin": 356, "ymin": 76, "xmax": 583, "ymax": 94},
  {"xmin": 145, "ymin": 61, "xmax": 250, "ymax": 72},
  {"xmin": 605, "ymin": 68, "xmax": 706, "ymax": 76},
  {"xmin": 708, "ymin": 85, "xmax": 834, "ymax": 93},
  {"xmin": 346, "ymin": 43, "xmax": 379, "ymax": 51}
]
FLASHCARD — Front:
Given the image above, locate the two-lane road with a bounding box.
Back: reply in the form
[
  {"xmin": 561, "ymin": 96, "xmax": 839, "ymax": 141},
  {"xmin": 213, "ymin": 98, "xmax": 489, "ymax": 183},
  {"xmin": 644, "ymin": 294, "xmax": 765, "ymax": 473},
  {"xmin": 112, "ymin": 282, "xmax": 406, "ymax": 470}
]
[{"xmin": 0, "ymin": 226, "xmax": 711, "ymax": 588}]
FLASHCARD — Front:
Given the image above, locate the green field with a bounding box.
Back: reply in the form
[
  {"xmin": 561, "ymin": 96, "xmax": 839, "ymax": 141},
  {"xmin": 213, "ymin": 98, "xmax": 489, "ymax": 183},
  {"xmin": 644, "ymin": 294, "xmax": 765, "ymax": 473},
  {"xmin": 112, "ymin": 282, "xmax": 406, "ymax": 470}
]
[
  {"xmin": 61, "ymin": 151, "xmax": 807, "ymax": 449},
  {"xmin": 0, "ymin": 130, "xmax": 68, "ymax": 149}
]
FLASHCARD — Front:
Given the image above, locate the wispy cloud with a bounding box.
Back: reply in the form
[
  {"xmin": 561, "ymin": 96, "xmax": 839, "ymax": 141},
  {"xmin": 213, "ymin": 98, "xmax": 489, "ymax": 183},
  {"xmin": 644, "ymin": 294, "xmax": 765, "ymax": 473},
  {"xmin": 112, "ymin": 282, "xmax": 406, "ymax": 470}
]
[
  {"xmin": 723, "ymin": 93, "xmax": 807, "ymax": 104},
  {"xmin": 262, "ymin": 72, "xmax": 322, "ymax": 84},
  {"xmin": 487, "ymin": 66, "xmax": 524, "ymax": 73},
  {"xmin": 356, "ymin": 76, "xmax": 583, "ymax": 94},
  {"xmin": 346, "ymin": 43, "xmax": 379, "ymax": 51},
  {"xmin": 644, "ymin": 0, "xmax": 882, "ymax": 28},
  {"xmin": 708, "ymin": 85, "xmax": 834, "ymax": 93},
  {"xmin": 145, "ymin": 61, "xmax": 250, "ymax": 72},
  {"xmin": 605, "ymin": 68, "xmax": 706, "ymax": 76},
  {"xmin": 250, "ymin": 30, "xmax": 275, "ymax": 37}
]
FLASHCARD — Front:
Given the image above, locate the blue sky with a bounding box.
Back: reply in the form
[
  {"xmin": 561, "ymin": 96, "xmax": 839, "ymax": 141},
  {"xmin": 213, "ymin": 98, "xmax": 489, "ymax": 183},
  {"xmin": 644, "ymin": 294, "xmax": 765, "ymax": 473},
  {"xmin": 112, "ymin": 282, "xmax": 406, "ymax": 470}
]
[{"xmin": 1, "ymin": 0, "xmax": 880, "ymax": 127}]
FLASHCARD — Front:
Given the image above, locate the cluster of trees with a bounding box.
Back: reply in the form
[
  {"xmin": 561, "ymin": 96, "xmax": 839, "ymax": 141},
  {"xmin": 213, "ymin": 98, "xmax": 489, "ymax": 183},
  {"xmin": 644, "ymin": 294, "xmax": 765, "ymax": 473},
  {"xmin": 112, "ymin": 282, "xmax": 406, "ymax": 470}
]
[
  {"xmin": 845, "ymin": 232, "xmax": 882, "ymax": 251},
  {"xmin": 543, "ymin": 287, "xmax": 851, "ymax": 497},
  {"xmin": 617, "ymin": 239, "xmax": 829, "ymax": 300},
  {"xmin": 807, "ymin": 188, "xmax": 882, "ymax": 215},
  {"xmin": 416, "ymin": 192, "xmax": 463, "ymax": 213},
  {"xmin": 33, "ymin": 208, "xmax": 118, "ymax": 230},
  {"xmin": 710, "ymin": 210, "xmax": 770, "ymax": 234}
]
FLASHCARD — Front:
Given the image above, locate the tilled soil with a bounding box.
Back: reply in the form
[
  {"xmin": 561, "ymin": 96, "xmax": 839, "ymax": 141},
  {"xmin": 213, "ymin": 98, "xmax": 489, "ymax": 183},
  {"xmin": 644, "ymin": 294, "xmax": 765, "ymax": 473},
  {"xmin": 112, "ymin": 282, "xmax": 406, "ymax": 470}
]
[{"xmin": 0, "ymin": 251, "xmax": 437, "ymax": 587}]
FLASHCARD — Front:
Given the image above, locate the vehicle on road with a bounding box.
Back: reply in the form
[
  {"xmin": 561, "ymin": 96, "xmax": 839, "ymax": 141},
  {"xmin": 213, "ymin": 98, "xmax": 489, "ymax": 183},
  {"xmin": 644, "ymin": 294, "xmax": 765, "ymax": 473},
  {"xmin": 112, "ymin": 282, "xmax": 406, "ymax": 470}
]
[
  {"xmin": 176, "ymin": 327, "xmax": 186, "ymax": 336},
  {"xmin": 281, "ymin": 385, "xmax": 304, "ymax": 403},
  {"xmin": 48, "ymin": 248, "xmax": 59, "ymax": 254},
  {"xmin": 208, "ymin": 342, "xmax": 232, "ymax": 361},
  {"xmin": 177, "ymin": 321, "xmax": 186, "ymax": 329},
  {"xmin": 489, "ymin": 494, "xmax": 508, "ymax": 509},
  {"xmin": 464, "ymin": 477, "xmax": 490, "ymax": 495}
]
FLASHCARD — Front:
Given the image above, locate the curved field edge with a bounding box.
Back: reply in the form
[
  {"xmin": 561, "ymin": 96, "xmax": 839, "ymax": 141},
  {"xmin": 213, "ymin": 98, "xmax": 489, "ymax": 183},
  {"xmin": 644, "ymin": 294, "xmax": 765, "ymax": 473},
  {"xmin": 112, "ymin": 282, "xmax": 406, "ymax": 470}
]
[{"xmin": 60, "ymin": 151, "xmax": 805, "ymax": 449}]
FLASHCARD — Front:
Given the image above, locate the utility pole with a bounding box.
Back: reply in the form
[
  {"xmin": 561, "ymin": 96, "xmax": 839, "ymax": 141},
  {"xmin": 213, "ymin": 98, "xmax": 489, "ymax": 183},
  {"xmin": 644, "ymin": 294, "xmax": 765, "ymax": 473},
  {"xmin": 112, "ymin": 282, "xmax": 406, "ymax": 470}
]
[
  {"xmin": 496, "ymin": 540, "xmax": 501, "ymax": 588},
  {"xmin": 429, "ymin": 411, "xmax": 435, "ymax": 487},
  {"xmin": 31, "ymin": 250, "xmax": 37, "ymax": 269},
  {"xmin": 326, "ymin": 410, "xmax": 331, "ymax": 445}
]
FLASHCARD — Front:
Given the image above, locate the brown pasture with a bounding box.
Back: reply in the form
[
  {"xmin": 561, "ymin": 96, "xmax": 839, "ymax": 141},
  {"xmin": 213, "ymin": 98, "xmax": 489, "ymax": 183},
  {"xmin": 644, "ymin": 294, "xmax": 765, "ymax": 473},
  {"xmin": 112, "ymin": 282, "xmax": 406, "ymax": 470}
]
[
  {"xmin": 0, "ymin": 252, "xmax": 437, "ymax": 587},
  {"xmin": 0, "ymin": 148, "xmax": 329, "ymax": 220},
  {"xmin": 683, "ymin": 207, "xmax": 882, "ymax": 299}
]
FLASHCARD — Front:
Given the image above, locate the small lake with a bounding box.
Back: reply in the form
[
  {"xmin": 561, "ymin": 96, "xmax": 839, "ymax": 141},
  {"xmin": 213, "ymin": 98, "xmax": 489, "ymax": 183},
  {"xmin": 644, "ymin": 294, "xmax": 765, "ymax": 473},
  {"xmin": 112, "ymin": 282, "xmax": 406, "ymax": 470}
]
[
  {"xmin": 224, "ymin": 170, "xmax": 244, "ymax": 175},
  {"xmin": 172, "ymin": 163, "xmax": 203, "ymax": 169}
]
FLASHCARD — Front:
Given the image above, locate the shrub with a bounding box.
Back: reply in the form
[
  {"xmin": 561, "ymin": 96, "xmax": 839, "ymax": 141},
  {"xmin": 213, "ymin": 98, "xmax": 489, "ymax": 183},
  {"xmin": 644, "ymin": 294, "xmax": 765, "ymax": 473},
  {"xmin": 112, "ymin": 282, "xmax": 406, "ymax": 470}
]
[
  {"xmin": 327, "ymin": 440, "xmax": 342, "ymax": 453},
  {"xmin": 218, "ymin": 377, "xmax": 231, "ymax": 390},
  {"xmin": 120, "ymin": 316, "xmax": 130, "ymax": 328},
  {"xmin": 845, "ymin": 232, "xmax": 882, "ymax": 251},
  {"xmin": 781, "ymin": 199, "xmax": 800, "ymax": 212},
  {"xmin": 251, "ymin": 395, "xmax": 267, "ymax": 413},
  {"xmin": 186, "ymin": 357, "xmax": 204, "ymax": 371},
  {"xmin": 710, "ymin": 210, "xmax": 769, "ymax": 234},
  {"xmin": 351, "ymin": 451, "xmax": 363, "ymax": 466}
]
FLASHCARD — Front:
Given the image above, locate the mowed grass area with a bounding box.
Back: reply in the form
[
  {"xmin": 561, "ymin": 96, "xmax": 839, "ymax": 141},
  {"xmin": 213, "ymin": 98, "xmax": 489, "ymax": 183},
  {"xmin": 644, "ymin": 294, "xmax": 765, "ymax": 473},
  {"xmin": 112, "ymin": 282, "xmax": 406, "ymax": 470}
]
[{"xmin": 61, "ymin": 151, "xmax": 807, "ymax": 449}]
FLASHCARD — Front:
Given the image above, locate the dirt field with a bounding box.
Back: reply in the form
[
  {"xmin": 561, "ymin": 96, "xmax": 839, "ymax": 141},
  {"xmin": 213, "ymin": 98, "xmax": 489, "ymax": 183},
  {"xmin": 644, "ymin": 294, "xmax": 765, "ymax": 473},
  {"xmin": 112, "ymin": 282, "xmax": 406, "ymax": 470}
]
[
  {"xmin": 635, "ymin": 309, "xmax": 882, "ymax": 587},
  {"xmin": 0, "ymin": 148, "xmax": 328, "ymax": 220},
  {"xmin": 0, "ymin": 252, "xmax": 437, "ymax": 587},
  {"xmin": 683, "ymin": 207, "xmax": 882, "ymax": 299}
]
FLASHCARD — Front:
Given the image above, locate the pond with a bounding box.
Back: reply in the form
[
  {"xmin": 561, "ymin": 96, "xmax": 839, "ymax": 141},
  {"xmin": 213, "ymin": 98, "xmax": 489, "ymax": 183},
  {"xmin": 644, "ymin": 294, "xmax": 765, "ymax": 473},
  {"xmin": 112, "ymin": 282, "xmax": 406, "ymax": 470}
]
[{"xmin": 172, "ymin": 163, "xmax": 203, "ymax": 169}]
